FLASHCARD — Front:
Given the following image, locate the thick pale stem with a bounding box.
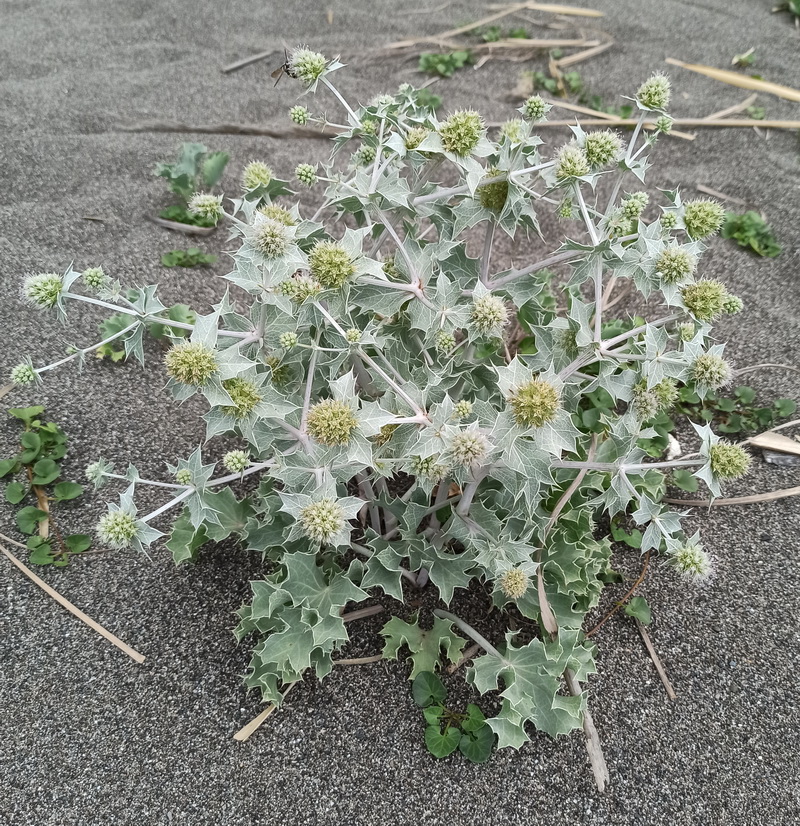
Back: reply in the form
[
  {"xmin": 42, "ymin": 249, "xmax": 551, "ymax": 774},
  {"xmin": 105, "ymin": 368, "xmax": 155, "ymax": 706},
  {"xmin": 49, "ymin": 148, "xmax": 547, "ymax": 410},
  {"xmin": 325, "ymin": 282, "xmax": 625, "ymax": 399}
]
[
  {"xmin": 433, "ymin": 609, "xmax": 503, "ymax": 660},
  {"xmin": 36, "ymin": 322, "xmax": 138, "ymax": 374}
]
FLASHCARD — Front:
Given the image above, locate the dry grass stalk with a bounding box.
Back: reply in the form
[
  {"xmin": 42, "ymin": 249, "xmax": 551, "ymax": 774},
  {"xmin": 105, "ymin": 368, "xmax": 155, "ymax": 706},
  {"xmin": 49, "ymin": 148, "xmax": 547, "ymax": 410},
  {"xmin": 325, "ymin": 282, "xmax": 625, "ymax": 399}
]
[{"xmin": 666, "ymin": 58, "xmax": 800, "ymax": 103}]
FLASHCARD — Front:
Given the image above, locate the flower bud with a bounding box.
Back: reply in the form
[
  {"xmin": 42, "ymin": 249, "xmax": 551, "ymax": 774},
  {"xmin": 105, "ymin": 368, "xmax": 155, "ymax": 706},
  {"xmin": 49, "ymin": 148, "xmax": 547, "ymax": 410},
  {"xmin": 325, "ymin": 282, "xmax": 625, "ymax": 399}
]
[
  {"xmin": 722, "ymin": 293, "xmax": 743, "ymax": 315},
  {"xmin": 410, "ymin": 454, "xmax": 450, "ymax": 481},
  {"xmin": 175, "ymin": 468, "xmax": 193, "ymax": 486},
  {"xmin": 23, "ymin": 273, "xmax": 63, "ymax": 309},
  {"xmin": 678, "ymin": 322, "xmax": 696, "ymax": 342},
  {"xmin": 683, "ymin": 199, "xmax": 725, "ymax": 240},
  {"xmin": 308, "ymin": 241, "xmax": 356, "ymax": 289},
  {"xmin": 222, "ymin": 378, "xmax": 263, "ymax": 418},
  {"xmin": 557, "ymin": 197, "xmax": 575, "ymax": 219},
  {"xmin": 691, "ymin": 353, "xmax": 732, "ymax": 390},
  {"xmin": 295, "ymin": 163, "xmax": 318, "ymax": 186},
  {"xmin": 164, "ymin": 341, "xmax": 218, "ymax": 386},
  {"xmin": 258, "ymin": 204, "xmax": 295, "ymax": 226},
  {"xmin": 584, "ymin": 130, "xmax": 622, "ymax": 169},
  {"xmin": 656, "ymin": 246, "xmax": 696, "ymax": 284},
  {"xmin": 188, "ymin": 193, "xmax": 223, "ymax": 222},
  {"xmin": 289, "ymin": 105, "xmax": 310, "ymax": 125},
  {"xmin": 669, "ymin": 542, "xmax": 712, "ymax": 580},
  {"xmin": 279, "ymin": 331, "xmax": 299, "ymax": 349},
  {"xmin": 10, "ymin": 363, "xmax": 36, "ymax": 385},
  {"xmin": 82, "ymin": 266, "xmax": 108, "ymax": 292},
  {"xmin": 299, "ymin": 498, "xmax": 344, "ymax": 543},
  {"xmin": 636, "ymin": 73, "xmax": 671, "ymax": 111},
  {"xmin": 448, "ymin": 431, "xmax": 491, "ymax": 468},
  {"xmin": 500, "ymin": 118, "xmax": 524, "ymax": 143},
  {"xmin": 352, "ymin": 145, "xmax": 377, "ymax": 166},
  {"xmin": 509, "ymin": 378, "xmax": 561, "ymax": 428},
  {"xmin": 470, "ymin": 294, "xmax": 509, "ymax": 337},
  {"xmin": 661, "ymin": 212, "xmax": 678, "ymax": 230},
  {"xmin": 288, "ymin": 47, "xmax": 328, "ymax": 86},
  {"xmin": 555, "ymin": 144, "xmax": 590, "ymax": 180},
  {"xmin": 435, "ymin": 330, "xmax": 456, "ymax": 353},
  {"xmin": 404, "ymin": 126, "xmax": 430, "ymax": 151},
  {"xmin": 242, "ymin": 161, "xmax": 273, "ymax": 191},
  {"xmin": 709, "ymin": 442, "xmax": 751, "ymax": 479},
  {"xmin": 521, "ymin": 95, "xmax": 549, "ymax": 122},
  {"xmin": 85, "ymin": 459, "xmax": 114, "ymax": 488},
  {"xmin": 656, "ymin": 115, "xmax": 673, "ymax": 134},
  {"xmin": 345, "ymin": 328, "xmax": 361, "ymax": 344},
  {"xmin": 223, "ymin": 450, "xmax": 250, "ymax": 474},
  {"xmin": 360, "ymin": 118, "xmax": 378, "ymax": 135},
  {"xmin": 500, "ymin": 568, "xmax": 529, "ymax": 599},
  {"xmin": 621, "ymin": 191, "xmax": 649, "ymax": 220},
  {"xmin": 454, "ymin": 400, "xmax": 473, "ymax": 420},
  {"xmin": 681, "ymin": 279, "xmax": 727, "ymax": 321},
  {"xmin": 439, "ymin": 110, "xmax": 484, "ymax": 156},
  {"xmin": 280, "ymin": 275, "xmax": 322, "ymax": 303},
  {"xmin": 97, "ymin": 511, "xmax": 138, "ymax": 549},
  {"xmin": 307, "ymin": 399, "xmax": 359, "ymax": 446}
]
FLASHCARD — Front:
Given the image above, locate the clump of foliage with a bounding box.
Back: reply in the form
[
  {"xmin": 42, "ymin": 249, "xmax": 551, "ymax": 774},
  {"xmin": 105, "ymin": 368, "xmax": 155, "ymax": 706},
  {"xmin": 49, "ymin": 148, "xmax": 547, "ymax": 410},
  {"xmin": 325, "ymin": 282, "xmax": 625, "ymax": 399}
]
[
  {"xmin": 156, "ymin": 142, "xmax": 229, "ymax": 227},
  {"xmin": 418, "ymin": 50, "xmax": 472, "ymax": 77},
  {"xmin": 481, "ymin": 25, "xmax": 529, "ymax": 41},
  {"xmin": 412, "ymin": 671, "xmax": 494, "ymax": 762},
  {"xmin": 722, "ymin": 210, "xmax": 781, "ymax": 257},
  {"xmin": 12, "ymin": 52, "xmax": 755, "ymax": 778},
  {"xmin": 161, "ymin": 248, "xmax": 218, "ymax": 268},
  {"xmin": 0, "ymin": 406, "xmax": 90, "ymax": 566},
  {"xmin": 676, "ymin": 384, "xmax": 796, "ymax": 435}
]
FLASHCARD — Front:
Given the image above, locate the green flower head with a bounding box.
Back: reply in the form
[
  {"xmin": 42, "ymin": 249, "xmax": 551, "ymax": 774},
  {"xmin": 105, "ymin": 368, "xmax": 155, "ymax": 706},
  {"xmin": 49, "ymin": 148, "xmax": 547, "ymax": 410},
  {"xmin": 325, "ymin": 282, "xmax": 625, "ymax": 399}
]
[
  {"xmin": 636, "ymin": 73, "xmax": 671, "ymax": 111},
  {"xmin": 410, "ymin": 454, "xmax": 450, "ymax": 482},
  {"xmin": 404, "ymin": 126, "xmax": 430, "ymax": 151},
  {"xmin": 681, "ymin": 279, "xmax": 727, "ymax": 321},
  {"xmin": 470, "ymin": 294, "xmax": 509, "ymax": 337},
  {"xmin": 448, "ymin": 430, "xmax": 491, "ymax": 468},
  {"xmin": 509, "ymin": 378, "xmax": 561, "ymax": 428},
  {"xmin": 683, "ymin": 199, "xmax": 725, "ymax": 240},
  {"xmin": 10, "ymin": 363, "xmax": 37, "ymax": 386},
  {"xmin": 241, "ymin": 161, "xmax": 273, "ymax": 191},
  {"xmin": 309, "ymin": 240, "xmax": 356, "ymax": 288},
  {"xmin": 307, "ymin": 398, "xmax": 358, "ymax": 446},
  {"xmin": 299, "ymin": 498, "xmax": 344, "ymax": 543},
  {"xmin": 345, "ymin": 328, "xmax": 361, "ymax": 344},
  {"xmin": 222, "ymin": 449, "xmax": 250, "ymax": 474},
  {"xmin": 584, "ymin": 130, "xmax": 622, "ymax": 169},
  {"xmin": 439, "ymin": 110, "xmax": 484, "ymax": 156},
  {"xmin": 657, "ymin": 246, "xmax": 696, "ymax": 284},
  {"xmin": 188, "ymin": 193, "xmax": 223, "ymax": 223},
  {"xmin": 722, "ymin": 293, "xmax": 744, "ymax": 315},
  {"xmin": 85, "ymin": 458, "xmax": 114, "ymax": 488},
  {"xmin": 500, "ymin": 568, "xmax": 529, "ymax": 600},
  {"xmin": 23, "ymin": 273, "xmax": 63, "ymax": 309},
  {"xmin": 669, "ymin": 542, "xmax": 712, "ymax": 581},
  {"xmin": 521, "ymin": 95, "xmax": 549, "ymax": 122},
  {"xmin": 295, "ymin": 163, "xmax": 318, "ymax": 186},
  {"xmin": 288, "ymin": 47, "xmax": 328, "ymax": 86},
  {"xmin": 679, "ymin": 322, "xmax": 696, "ymax": 342},
  {"xmin": 175, "ymin": 468, "xmax": 193, "ymax": 486},
  {"xmin": 258, "ymin": 203, "xmax": 295, "ymax": 226},
  {"xmin": 435, "ymin": 330, "xmax": 456, "ymax": 353},
  {"xmin": 164, "ymin": 341, "xmax": 218, "ymax": 386},
  {"xmin": 656, "ymin": 115, "xmax": 673, "ymax": 134},
  {"xmin": 555, "ymin": 143, "xmax": 590, "ymax": 181},
  {"xmin": 557, "ymin": 197, "xmax": 575, "ymax": 219},
  {"xmin": 97, "ymin": 510, "xmax": 138, "ymax": 549},
  {"xmin": 253, "ymin": 218, "xmax": 291, "ymax": 258},
  {"xmin": 360, "ymin": 118, "xmax": 378, "ymax": 136},
  {"xmin": 709, "ymin": 442, "xmax": 751, "ymax": 479},
  {"xmin": 279, "ymin": 331, "xmax": 299, "ymax": 349},
  {"xmin": 222, "ymin": 378, "xmax": 263, "ymax": 418},
  {"xmin": 661, "ymin": 211, "xmax": 678, "ymax": 230},
  {"xmin": 653, "ymin": 378, "xmax": 678, "ymax": 410},
  {"xmin": 632, "ymin": 384, "xmax": 659, "ymax": 421},
  {"xmin": 352, "ymin": 144, "xmax": 377, "ymax": 167},
  {"xmin": 82, "ymin": 266, "xmax": 108, "ymax": 293},
  {"xmin": 454, "ymin": 400, "xmax": 473, "ymax": 420},
  {"xmin": 477, "ymin": 168, "xmax": 509, "ymax": 212},
  {"xmin": 289, "ymin": 105, "xmax": 310, "ymax": 125},
  {"xmin": 691, "ymin": 353, "xmax": 732, "ymax": 390},
  {"xmin": 280, "ymin": 275, "xmax": 322, "ymax": 303},
  {"xmin": 500, "ymin": 118, "xmax": 524, "ymax": 143},
  {"xmin": 622, "ymin": 191, "xmax": 649, "ymax": 220}
]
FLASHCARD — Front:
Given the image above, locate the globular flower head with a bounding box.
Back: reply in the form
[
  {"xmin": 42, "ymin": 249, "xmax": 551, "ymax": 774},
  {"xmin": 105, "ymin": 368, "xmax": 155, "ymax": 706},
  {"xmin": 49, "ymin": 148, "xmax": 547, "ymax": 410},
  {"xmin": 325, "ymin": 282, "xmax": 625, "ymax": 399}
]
[
  {"xmin": 307, "ymin": 399, "xmax": 358, "ymax": 446},
  {"xmin": 222, "ymin": 378, "xmax": 263, "ymax": 419},
  {"xmin": 500, "ymin": 568, "xmax": 529, "ymax": 600},
  {"xmin": 188, "ymin": 193, "xmax": 223, "ymax": 223},
  {"xmin": 555, "ymin": 143, "xmax": 590, "ymax": 181},
  {"xmin": 288, "ymin": 47, "xmax": 328, "ymax": 86},
  {"xmin": 448, "ymin": 430, "xmax": 491, "ymax": 468},
  {"xmin": 679, "ymin": 322, "xmax": 696, "ymax": 342},
  {"xmin": 636, "ymin": 73, "xmax": 671, "ymax": 111},
  {"xmin": 722, "ymin": 293, "xmax": 744, "ymax": 315},
  {"xmin": 222, "ymin": 449, "xmax": 250, "ymax": 474},
  {"xmin": 164, "ymin": 341, "xmax": 218, "ymax": 386},
  {"xmin": 175, "ymin": 468, "xmax": 193, "ymax": 486},
  {"xmin": 258, "ymin": 203, "xmax": 295, "ymax": 226},
  {"xmin": 435, "ymin": 330, "xmax": 456, "ymax": 353},
  {"xmin": 622, "ymin": 191, "xmax": 649, "ymax": 220},
  {"xmin": 97, "ymin": 510, "xmax": 138, "ymax": 549},
  {"xmin": 280, "ymin": 275, "xmax": 322, "ymax": 303},
  {"xmin": 656, "ymin": 115, "xmax": 673, "ymax": 134},
  {"xmin": 308, "ymin": 240, "xmax": 355, "ymax": 288},
  {"xmin": 253, "ymin": 218, "xmax": 291, "ymax": 258},
  {"xmin": 10, "ymin": 363, "xmax": 37, "ymax": 386},
  {"xmin": 683, "ymin": 199, "xmax": 725, "ymax": 240},
  {"xmin": 656, "ymin": 246, "xmax": 696, "ymax": 284},
  {"xmin": 669, "ymin": 541, "xmax": 712, "ymax": 581},
  {"xmin": 360, "ymin": 118, "xmax": 378, "ymax": 136},
  {"xmin": 299, "ymin": 498, "xmax": 344, "ymax": 544},
  {"xmin": 557, "ymin": 197, "xmax": 575, "ymax": 219},
  {"xmin": 289, "ymin": 105, "xmax": 310, "ymax": 125},
  {"xmin": 500, "ymin": 118, "xmax": 524, "ymax": 143},
  {"xmin": 81, "ymin": 266, "xmax": 108, "ymax": 292},
  {"xmin": 691, "ymin": 353, "xmax": 732, "ymax": 390},
  {"xmin": 470, "ymin": 294, "xmax": 509, "ymax": 337},
  {"xmin": 583, "ymin": 130, "xmax": 622, "ymax": 169},
  {"xmin": 439, "ymin": 110, "xmax": 484, "ymax": 156},
  {"xmin": 477, "ymin": 168, "xmax": 509, "ymax": 212},
  {"xmin": 404, "ymin": 126, "xmax": 430, "ymax": 150},
  {"xmin": 265, "ymin": 356, "xmax": 291, "ymax": 387},
  {"xmin": 410, "ymin": 454, "xmax": 450, "ymax": 482},
  {"xmin": 295, "ymin": 163, "xmax": 318, "ymax": 186},
  {"xmin": 653, "ymin": 378, "xmax": 678, "ymax": 410},
  {"xmin": 509, "ymin": 378, "xmax": 561, "ymax": 428},
  {"xmin": 454, "ymin": 400, "xmax": 473, "ymax": 420},
  {"xmin": 632, "ymin": 383, "xmax": 659, "ymax": 421},
  {"xmin": 23, "ymin": 273, "xmax": 63, "ymax": 309},
  {"xmin": 352, "ymin": 144, "xmax": 377, "ymax": 167},
  {"xmin": 85, "ymin": 458, "xmax": 114, "ymax": 488},
  {"xmin": 521, "ymin": 95, "xmax": 549, "ymax": 122},
  {"xmin": 345, "ymin": 328, "xmax": 361, "ymax": 344},
  {"xmin": 661, "ymin": 211, "xmax": 678, "ymax": 230},
  {"xmin": 681, "ymin": 279, "xmax": 728, "ymax": 321},
  {"xmin": 709, "ymin": 442, "xmax": 751, "ymax": 479},
  {"xmin": 279, "ymin": 331, "xmax": 299, "ymax": 349},
  {"xmin": 241, "ymin": 161, "xmax": 273, "ymax": 191}
]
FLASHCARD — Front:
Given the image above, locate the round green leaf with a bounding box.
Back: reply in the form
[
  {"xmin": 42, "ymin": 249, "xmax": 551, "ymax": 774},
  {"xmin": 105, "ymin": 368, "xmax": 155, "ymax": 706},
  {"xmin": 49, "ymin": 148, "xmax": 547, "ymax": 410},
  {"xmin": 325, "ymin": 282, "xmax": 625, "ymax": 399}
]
[
  {"xmin": 19, "ymin": 432, "xmax": 43, "ymax": 463},
  {"xmin": 65, "ymin": 534, "xmax": 92, "ymax": 553},
  {"xmin": 4, "ymin": 481, "xmax": 28, "ymax": 504},
  {"xmin": 460, "ymin": 703, "xmax": 486, "ymax": 733},
  {"xmin": 422, "ymin": 705, "xmax": 445, "ymax": 726},
  {"xmin": 16, "ymin": 506, "xmax": 48, "ymax": 535},
  {"xmin": 424, "ymin": 725, "xmax": 460, "ymax": 758},
  {"xmin": 412, "ymin": 671, "xmax": 447, "ymax": 707},
  {"xmin": 53, "ymin": 482, "xmax": 84, "ymax": 501},
  {"xmin": 28, "ymin": 541, "xmax": 55, "ymax": 566},
  {"xmin": 624, "ymin": 596, "xmax": 652, "ymax": 625},
  {"xmin": 458, "ymin": 724, "xmax": 494, "ymax": 763},
  {"xmin": 31, "ymin": 458, "xmax": 60, "ymax": 486},
  {"xmin": 0, "ymin": 459, "xmax": 18, "ymax": 478},
  {"xmin": 671, "ymin": 470, "xmax": 698, "ymax": 493}
]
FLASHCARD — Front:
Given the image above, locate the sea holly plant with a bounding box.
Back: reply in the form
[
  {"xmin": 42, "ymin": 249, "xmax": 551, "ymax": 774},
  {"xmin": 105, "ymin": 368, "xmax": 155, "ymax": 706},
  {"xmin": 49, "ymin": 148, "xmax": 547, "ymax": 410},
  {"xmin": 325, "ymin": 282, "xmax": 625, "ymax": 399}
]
[
  {"xmin": 0, "ymin": 406, "xmax": 91, "ymax": 566},
  {"xmin": 11, "ymin": 51, "xmax": 754, "ymax": 784}
]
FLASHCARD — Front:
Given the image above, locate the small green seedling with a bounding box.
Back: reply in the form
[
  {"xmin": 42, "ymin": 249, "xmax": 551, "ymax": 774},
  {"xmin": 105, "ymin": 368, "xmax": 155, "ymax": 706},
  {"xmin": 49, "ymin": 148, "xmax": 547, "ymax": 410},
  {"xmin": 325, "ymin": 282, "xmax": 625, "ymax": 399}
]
[
  {"xmin": 155, "ymin": 142, "xmax": 229, "ymax": 226},
  {"xmin": 412, "ymin": 672, "xmax": 494, "ymax": 763},
  {"xmin": 732, "ymin": 48, "xmax": 756, "ymax": 68},
  {"xmin": 722, "ymin": 210, "xmax": 781, "ymax": 257},
  {"xmin": 161, "ymin": 249, "xmax": 218, "ymax": 268},
  {"xmin": 418, "ymin": 51, "xmax": 472, "ymax": 78},
  {"xmin": 0, "ymin": 406, "xmax": 90, "ymax": 566}
]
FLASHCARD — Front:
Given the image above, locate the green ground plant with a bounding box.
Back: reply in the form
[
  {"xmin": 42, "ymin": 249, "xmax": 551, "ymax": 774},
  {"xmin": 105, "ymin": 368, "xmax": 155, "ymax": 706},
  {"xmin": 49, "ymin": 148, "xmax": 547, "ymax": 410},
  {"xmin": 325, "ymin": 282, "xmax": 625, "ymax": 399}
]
[
  {"xmin": 156, "ymin": 142, "xmax": 229, "ymax": 227},
  {"xmin": 161, "ymin": 249, "xmax": 218, "ymax": 268},
  {"xmin": 721, "ymin": 210, "xmax": 781, "ymax": 257},
  {"xmin": 11, "ymin": 52, "xmax": 756, "ymax": 782}
]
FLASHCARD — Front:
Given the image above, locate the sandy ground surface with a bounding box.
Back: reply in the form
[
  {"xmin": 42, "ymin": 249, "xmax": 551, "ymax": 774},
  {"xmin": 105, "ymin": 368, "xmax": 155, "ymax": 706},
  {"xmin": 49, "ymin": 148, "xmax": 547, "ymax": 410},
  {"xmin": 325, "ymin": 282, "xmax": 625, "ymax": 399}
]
[{"xmin": 1, "ymin": 0, "xmax": 799, "ymax": 823}]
